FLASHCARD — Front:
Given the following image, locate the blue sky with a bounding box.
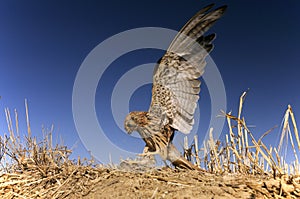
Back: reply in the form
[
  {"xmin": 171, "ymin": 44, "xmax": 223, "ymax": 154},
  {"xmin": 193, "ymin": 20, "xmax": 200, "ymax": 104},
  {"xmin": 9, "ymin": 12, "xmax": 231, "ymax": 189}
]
[{"xmin": 0, "ymin": 0, "xmax": 299, "ymax": 164}]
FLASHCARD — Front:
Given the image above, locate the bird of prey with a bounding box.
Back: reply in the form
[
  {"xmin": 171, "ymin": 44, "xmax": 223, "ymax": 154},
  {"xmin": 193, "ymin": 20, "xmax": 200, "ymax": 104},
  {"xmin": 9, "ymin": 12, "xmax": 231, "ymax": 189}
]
[{"xmin": 124, "ymin": 4, "xmax": 227, "ymax": 170}]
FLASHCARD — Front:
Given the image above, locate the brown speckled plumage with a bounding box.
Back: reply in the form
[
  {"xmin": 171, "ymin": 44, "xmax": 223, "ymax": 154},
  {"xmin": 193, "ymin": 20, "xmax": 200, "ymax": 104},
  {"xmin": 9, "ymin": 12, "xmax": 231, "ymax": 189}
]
[{"xmin": 124, "ymin": 4, "xmax": 226, "ymax": 169}]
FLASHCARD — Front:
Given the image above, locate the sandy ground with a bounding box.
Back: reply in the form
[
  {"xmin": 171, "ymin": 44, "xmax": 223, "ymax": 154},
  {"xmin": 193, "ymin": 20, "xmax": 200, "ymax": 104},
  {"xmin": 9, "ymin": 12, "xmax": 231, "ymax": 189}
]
[
  {"xmin": 1, "ymin": 161, "xmax": 298, "ymax": 198},
  {"xmin": 81, "ymin": 167, "xmax": 272, "ymax": 199}
]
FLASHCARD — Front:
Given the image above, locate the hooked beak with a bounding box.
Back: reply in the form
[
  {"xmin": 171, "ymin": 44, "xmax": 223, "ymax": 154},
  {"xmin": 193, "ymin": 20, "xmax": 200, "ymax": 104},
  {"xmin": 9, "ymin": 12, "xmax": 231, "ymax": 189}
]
[
  {"xmin": 125, "ymin": 125, "xmax": 134, "ymax": 134},
  {"xmin": 124, "ymin": 115, "xmax": 136, "ymax": 134}
]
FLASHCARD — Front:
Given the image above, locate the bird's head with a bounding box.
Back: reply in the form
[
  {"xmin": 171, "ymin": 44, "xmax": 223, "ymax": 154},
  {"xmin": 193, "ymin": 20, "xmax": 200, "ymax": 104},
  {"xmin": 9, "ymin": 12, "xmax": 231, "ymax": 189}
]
[
  {"xmin": 124, "ymin": 112, "xmax": 137, "ymax": 134},
  {"xmin": 124, "ymin": 111, "xmax": 147, "ymax": 134}
]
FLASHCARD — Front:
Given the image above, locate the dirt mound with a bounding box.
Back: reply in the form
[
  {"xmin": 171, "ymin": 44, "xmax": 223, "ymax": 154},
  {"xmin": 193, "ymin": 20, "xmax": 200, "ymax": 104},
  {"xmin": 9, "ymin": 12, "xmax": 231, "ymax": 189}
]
[
  {"xmin": 1, "ymin": 99, "xmax": 300, "ymax": 198},
  {"xmin": 1, "ymin": 163, "xmax": 300, "ymax": 198},
  {"xmin": 82, "ymin": 167, "xmax": 299, "ymax": 199}
]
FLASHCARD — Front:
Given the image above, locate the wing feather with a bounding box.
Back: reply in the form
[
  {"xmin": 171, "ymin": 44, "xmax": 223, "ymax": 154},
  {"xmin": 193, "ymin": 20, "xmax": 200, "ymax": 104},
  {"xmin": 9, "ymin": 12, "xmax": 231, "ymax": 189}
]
[
  {"xmin": 149, "ymin": 5, "xmax": 226, "ymax": 134},
  {"xmin": 170, "ymin": 5, "xmax": 227, "ymax": 53}
]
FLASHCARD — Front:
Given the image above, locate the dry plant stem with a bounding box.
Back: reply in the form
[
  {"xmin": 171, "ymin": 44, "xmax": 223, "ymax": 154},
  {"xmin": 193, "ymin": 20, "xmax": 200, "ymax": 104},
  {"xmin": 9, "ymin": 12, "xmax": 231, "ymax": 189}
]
[
  {"xmin": 1, "ymin": 93, "xmax": 300, "ymax": 198},
  {"xmin": 194, "ymin": 135, "xmax": 200, "ymax": 167},
  {"xmin": 288, "ymin": 105, "xmax": 300, "ymax": 151}
]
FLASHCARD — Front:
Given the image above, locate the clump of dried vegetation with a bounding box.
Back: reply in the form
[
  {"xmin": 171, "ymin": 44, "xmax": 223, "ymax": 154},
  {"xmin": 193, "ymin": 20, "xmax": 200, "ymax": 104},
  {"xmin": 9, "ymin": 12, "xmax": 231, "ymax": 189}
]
[
  {"xmin": 0, "ymin": 100, "xmax": 102, "ymax": 198},
  {"xmin": 183, "ymin": 90, "xmax": 300, "ymax": 198},
  {"xmin": 1, "ymin": 93, "xmax": 300, "ymax": 198}
]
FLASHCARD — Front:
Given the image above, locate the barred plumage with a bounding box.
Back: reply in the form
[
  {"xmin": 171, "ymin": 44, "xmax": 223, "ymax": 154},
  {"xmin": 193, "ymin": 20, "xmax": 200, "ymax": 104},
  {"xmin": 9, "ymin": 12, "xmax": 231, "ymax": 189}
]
[{"xmin": 124, "ymin": 4, "xmax": 226, "ymax": 169}]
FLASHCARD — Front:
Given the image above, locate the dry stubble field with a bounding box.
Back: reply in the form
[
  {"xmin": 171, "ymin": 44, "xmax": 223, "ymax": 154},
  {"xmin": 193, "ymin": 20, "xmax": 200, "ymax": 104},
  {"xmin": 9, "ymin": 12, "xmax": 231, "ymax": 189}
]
[{"xmin": 1, "ymin": 95, "xmax": 300, "ymax": 198}]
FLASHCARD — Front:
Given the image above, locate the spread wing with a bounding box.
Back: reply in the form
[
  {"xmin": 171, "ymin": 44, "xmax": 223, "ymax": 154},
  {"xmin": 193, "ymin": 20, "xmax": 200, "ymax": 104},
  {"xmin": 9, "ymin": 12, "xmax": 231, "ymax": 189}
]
[{"xmin": 148, "ymin": 4, "xmax": 227, "ymax": 134}]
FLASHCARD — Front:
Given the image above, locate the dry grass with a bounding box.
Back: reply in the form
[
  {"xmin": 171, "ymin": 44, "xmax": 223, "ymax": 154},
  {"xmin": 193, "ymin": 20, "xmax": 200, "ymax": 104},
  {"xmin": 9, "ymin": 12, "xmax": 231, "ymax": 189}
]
[
  {"xmin": 185, "ymin": 90, "xmax": 300, "ymax": 176},
  {"xmin": 1, "ymin": 93, "xmax": 300, "ymax": 198},
  {"xmin": 0, "ymin": 100, "xmax": 102, "ymax": 198},
  {"xmin": 182, "ymin": 90, "xmax": 300, "ymax": 198}
]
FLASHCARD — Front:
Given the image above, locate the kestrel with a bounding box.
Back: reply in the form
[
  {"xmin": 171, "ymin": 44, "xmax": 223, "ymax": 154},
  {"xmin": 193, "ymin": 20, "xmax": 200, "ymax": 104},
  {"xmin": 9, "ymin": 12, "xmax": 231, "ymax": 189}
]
[{"xmin": 124, "ymin": 4, "xmax": 226, "ymax": 169}]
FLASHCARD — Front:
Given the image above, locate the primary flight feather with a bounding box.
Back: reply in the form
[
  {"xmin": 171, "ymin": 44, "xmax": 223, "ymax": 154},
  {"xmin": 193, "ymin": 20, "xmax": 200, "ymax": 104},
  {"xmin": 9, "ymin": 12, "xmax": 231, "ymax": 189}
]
[{"xmin": 124, "ymin": 4, "xmax": 227, "ymax": 169}]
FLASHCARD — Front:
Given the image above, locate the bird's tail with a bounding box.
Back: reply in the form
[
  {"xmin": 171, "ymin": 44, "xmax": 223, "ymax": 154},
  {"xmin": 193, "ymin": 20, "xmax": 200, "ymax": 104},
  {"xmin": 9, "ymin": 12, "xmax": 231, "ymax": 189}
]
[{"xmin": 166, "ymin": 143, "xmax": 204, "ymax": 171}]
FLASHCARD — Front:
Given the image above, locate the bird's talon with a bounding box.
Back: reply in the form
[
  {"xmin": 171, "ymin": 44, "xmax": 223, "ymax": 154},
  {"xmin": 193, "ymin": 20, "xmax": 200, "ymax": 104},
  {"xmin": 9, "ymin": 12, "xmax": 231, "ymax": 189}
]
[{"xmin": 138, "ymin": 151, "xmax": 158, "ymax": 157}]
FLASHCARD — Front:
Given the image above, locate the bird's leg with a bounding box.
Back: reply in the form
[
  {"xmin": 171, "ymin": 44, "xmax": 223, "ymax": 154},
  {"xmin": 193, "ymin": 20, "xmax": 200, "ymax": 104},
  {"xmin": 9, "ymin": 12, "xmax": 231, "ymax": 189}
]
[
  {"xmin": 140, "ymin": 146, "xmax": 173, "ymax": 168},
  {"xmin": 119, "ymin": 145, "xmax": 156, "ymax": 169},
  {"xmin": 166, "ymin": 142, "xmax": 204, "ymax": 171},
  {"xmin": 158, "ymin": 145, "xmax": 171, "ymax": 168},
  {"xmin": 138, "ymin": 146, "xmax": 160, "ymax": 157},
  {"xmin": 143, "ymin": 146, "xmax": 149, "ymax": 153},
  {"xmin": 138, "ymin": 151, "xmax": 160, "ymax": 156},
  {"xmin": 136, "ymin": 145, "xmax": 157, "ymax": 164}
]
